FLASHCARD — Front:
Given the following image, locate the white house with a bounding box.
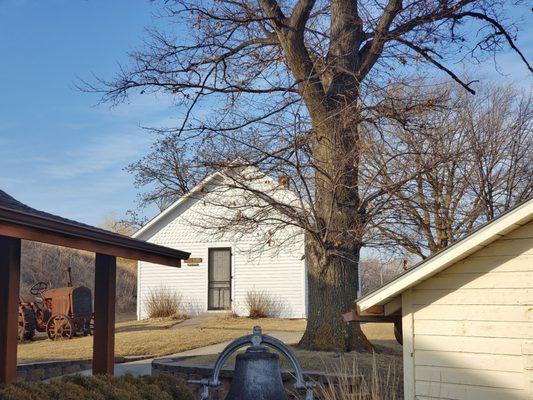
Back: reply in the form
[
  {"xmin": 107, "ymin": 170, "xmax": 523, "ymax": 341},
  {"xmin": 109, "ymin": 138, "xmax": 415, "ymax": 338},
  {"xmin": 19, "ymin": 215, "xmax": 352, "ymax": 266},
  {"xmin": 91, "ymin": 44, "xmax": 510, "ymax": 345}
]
[
  {"xmin": 134, "ymin": 166, "xmax": 307, "ymax": 320},
  {"xmin": 355, "ymin": 197, "xmax": 533, "ymax": 400}
]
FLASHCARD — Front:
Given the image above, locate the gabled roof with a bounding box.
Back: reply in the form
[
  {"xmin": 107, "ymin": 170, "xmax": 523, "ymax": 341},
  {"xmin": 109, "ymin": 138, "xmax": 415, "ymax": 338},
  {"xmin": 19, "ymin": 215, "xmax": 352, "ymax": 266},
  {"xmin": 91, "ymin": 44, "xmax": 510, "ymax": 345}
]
[
  {"xmin": 357, "ymin": 197, "xmax": 533, "ymax": 312},
  {"xmin": 0, "ymin": 189, "xmax": 190, "ymax": 267},
  {"xmin": 133, "ymin": 164, "xmax": 301, "ymax": 240},
  {"xmin": 133, "ymin": 170, "xmax": 224, "ymax": 240}
]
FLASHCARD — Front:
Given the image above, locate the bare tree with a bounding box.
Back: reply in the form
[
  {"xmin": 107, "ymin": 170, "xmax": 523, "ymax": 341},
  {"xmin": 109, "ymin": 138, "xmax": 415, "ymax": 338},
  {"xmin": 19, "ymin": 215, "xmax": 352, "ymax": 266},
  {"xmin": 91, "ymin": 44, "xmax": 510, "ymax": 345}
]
[
  {"xmin": 127, "ymin": 141, "xmax": 212, "ymax": 210},
  {"xmin": 467, "ymin": 86, "xmax": 532, "ymax": 220},
  {"xmin": 359, "ymin": 257, "xmax": 408, "ymax": 296},
  {"xmin": 86, "ymin": 0, "xmax": 531, "ymax": 350},
  {"xmin": 375, "ymin": 83, "xmax": 532, "ymax": 259},
  {"xmin": 98, "ymin": 211, "xmax": 137, "ymax": 236}
]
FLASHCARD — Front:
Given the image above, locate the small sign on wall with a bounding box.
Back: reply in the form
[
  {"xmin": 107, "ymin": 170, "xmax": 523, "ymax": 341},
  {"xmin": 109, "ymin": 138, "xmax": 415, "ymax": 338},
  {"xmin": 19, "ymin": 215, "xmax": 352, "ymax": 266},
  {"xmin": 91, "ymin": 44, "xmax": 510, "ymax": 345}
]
[{"xmin": 185, "ymin": 258, "xmax": 203, "ymax": 266}]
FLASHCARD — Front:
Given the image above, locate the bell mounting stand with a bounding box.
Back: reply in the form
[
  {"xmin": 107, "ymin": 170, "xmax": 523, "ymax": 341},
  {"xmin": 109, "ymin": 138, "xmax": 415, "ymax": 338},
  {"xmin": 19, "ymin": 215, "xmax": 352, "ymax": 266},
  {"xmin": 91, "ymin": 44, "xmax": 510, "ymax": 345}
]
[{"xmin": 189, "ymin": 326, "xmax": 314, "ymax": 400}]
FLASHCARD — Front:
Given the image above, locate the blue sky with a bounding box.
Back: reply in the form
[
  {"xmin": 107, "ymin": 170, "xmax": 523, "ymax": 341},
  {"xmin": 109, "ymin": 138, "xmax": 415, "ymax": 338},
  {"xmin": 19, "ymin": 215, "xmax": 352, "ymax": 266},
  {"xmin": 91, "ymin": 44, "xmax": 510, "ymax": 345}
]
[
  {"xmin": 0, "ymin": 0, "xmax": 169, "ymax": 224},
  {"xmin": 0, "ymin": 0, "xmax": 531, "ymax": 226}
]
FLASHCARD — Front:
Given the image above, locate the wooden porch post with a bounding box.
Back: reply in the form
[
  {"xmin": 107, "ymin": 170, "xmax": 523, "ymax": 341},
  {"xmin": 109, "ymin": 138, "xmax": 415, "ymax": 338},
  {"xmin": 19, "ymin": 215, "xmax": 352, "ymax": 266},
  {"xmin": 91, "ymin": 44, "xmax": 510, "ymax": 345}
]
[
  {"xmin": 0, "ymin": 236, "xmax": 21, "ymax": 384},
  {"xmin": 92, "ymin": 253, "xmax": 116, "ymax": 375}
]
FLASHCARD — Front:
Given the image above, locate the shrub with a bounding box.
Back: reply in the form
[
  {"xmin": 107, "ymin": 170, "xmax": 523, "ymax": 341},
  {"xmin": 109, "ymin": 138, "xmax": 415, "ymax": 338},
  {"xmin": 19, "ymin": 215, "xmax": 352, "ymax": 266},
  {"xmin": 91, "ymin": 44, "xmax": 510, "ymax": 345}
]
[
  {"xmin": 245, "ymin": 290, "xmax": 282, "ymax": 318},
  {"xmin": 146, "ymin": 288, "xmax": 184, "ymax": 319},
  {"xmin": 0, "ymin": 374, "xmax": 194, "ymax": 400},
  {"xmin": 310, "ymin": 356, "xmax": 402, "ymax": 400}
]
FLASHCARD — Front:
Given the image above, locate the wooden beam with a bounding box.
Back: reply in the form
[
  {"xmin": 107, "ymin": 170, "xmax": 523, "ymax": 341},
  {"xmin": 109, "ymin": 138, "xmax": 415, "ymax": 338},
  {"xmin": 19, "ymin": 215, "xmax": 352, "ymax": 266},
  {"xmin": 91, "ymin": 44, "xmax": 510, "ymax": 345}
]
[
  {"xmin": 0, "ymin": 222, "xmax": 184, "ymax": 267},
  {"xmin": 342, "ymin": 309, "xmax": 400, "ymax": 323},
  {"xmin": 0, "ymin": 236, "xmax": 21, "ymax": 384},
  {"xmin": 357, "ymin": 304, "xmax": 385, "ymax": 316},
  {"xmin": 93, "ymin": 253, "xmax": 116, "ymax": 375}
]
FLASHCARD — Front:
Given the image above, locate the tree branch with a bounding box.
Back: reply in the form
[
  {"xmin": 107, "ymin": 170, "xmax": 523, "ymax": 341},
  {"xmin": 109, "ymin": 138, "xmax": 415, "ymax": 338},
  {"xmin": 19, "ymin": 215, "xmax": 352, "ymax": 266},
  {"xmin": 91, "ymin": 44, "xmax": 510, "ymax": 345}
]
[
  {"xmin": 396, "ymin": 38, "xmax": 476, "ymax": 94},
  {"xmin": 290, "ymin": 0, "xmax": 317, "ymax": 33},
  {"xmin": 357, "ymin": 0, "xmax": 403, "ymax": 79},
  {"xmin": 257, "ymin": 0, "xmax": 287, "ymax": 28},
  {"xmin": 452, "ymin": 11, "xmax": 533, "ymax": 73}
]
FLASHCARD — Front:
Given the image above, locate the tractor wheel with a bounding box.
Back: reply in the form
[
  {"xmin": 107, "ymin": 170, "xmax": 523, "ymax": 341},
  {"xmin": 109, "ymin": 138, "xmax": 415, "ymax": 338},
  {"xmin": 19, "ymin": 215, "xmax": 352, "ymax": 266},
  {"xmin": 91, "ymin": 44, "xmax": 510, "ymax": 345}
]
[
  {"xmin": 18, "ymin": 306, "xmax": 36, "ymax": 341},
  {"xmin": 18, "ymin": 323, "xmax": 24, "ymax": 340},
  {"xmin": 46, "ymin": 315, "xmax": 75, "ymax": 340}
]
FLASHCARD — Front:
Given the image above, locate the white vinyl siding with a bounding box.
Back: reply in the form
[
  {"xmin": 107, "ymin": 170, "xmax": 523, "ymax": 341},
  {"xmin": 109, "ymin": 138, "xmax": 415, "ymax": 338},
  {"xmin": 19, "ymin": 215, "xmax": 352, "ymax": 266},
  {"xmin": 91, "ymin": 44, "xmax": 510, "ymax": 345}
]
[
  {"xmin": 137, "ymin": 181, "xmax": 307, "ymax": 320},
  {"xmin": 403, "ymin": 220, "xmax": 533, "ymax": 400}
]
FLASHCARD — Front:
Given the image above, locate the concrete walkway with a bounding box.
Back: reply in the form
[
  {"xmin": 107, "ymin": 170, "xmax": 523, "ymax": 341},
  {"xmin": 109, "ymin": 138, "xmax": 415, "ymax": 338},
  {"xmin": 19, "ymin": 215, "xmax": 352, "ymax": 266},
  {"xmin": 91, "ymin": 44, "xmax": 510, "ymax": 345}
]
[
  {"xmin": 79, "ymin": 330, "xmax": 303, "ymax": 377},
  {"xmin": 170, "ymin": 312, "xmax": 223, "ymax": 330}
]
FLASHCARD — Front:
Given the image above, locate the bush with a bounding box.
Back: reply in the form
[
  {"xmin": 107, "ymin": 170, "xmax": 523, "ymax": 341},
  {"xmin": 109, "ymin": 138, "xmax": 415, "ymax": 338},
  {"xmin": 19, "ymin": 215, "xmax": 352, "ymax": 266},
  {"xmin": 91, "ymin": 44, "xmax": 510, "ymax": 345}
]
[
  {"xmin": 310, "ymin": 357, "xmax": 402, "ymax": 400},
  {"xmin": 245, "ymin": 290, "xmax": 282, "ymax": 318},
  {"xmin": 0, "ymin": 374, "xmax": 194, "ymax": 400},
  {"xmin": 146, "ymin": 288, "xmax": 184, "ymax": 319}
]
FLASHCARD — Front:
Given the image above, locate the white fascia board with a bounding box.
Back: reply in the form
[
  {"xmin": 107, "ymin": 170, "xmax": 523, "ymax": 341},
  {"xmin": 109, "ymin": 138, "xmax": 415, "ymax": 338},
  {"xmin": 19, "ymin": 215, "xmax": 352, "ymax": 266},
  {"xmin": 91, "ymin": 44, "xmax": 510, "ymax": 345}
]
[
  {"xmin": 132, "ymin": 164, "xmax": 302, "ymax": 240},
  {"xmin": 357, "ymin": 198, "xmax": 533, "ymax": 312},
  {"xmin": 132, "ymin": 171, "xmax": 223, "ymax": 240}
]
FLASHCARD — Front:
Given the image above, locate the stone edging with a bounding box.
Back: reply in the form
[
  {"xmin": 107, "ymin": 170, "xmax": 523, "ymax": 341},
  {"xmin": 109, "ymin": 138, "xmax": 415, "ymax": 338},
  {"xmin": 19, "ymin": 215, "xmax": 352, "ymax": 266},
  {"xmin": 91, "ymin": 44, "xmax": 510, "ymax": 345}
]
[
  {"xmin": 17, "ymin": 355, "xmax": 152, "ymax": 382},
  {"xmin": 17, "ymin": 359, "xmax": 93, "ymax": 382},
  {"xmin": 152, "ymin": 357, "xmax": 362, "ymax": 398}
]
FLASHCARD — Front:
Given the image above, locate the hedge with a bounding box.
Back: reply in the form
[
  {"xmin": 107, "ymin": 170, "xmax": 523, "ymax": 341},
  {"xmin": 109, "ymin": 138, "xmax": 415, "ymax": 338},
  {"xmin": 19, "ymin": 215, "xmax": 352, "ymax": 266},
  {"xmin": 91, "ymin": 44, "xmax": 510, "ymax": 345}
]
[{"xmin": 0, "ymin": 374, "xmax": 194, "ymax": 400}]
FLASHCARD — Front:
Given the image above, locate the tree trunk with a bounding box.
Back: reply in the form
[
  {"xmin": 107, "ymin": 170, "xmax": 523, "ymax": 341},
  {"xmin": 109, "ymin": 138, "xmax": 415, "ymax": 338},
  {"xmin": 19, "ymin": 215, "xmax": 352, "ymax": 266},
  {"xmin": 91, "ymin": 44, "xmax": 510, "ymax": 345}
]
[
  {"xmin": 299, "ymin": 236, "xmax": 372, "ymax": 352},
  {"xmin": 298, "ymin": 112, "xmax": 373, "ymax": 352}
]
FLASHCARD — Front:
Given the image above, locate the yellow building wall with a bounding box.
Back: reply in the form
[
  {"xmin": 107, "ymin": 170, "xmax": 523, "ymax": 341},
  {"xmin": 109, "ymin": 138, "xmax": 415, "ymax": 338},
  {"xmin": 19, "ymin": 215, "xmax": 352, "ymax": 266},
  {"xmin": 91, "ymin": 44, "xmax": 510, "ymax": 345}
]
[{"xmin": 403, "ymin": 221, "xmax": 533, "ymax": 400}]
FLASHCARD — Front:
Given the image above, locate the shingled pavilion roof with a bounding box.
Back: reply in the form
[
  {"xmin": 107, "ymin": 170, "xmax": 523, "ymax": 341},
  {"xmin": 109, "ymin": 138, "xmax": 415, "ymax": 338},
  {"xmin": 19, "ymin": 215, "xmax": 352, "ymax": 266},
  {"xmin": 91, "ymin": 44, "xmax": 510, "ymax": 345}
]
[
  {"xmin": 0, "ymin": 189, "xmax": 190, "ymax": 266},
  {"xmin": 0, "ymin": 189, "xmax": 190, "ymax": 384}
]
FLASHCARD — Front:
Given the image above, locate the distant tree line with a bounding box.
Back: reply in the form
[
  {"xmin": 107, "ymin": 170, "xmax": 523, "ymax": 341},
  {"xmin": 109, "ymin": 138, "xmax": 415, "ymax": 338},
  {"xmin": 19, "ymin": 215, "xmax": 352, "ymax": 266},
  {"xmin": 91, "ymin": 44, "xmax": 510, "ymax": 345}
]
[{"xmin": 370, "ymin": 82, "xmax": 532, "ymax": 259}]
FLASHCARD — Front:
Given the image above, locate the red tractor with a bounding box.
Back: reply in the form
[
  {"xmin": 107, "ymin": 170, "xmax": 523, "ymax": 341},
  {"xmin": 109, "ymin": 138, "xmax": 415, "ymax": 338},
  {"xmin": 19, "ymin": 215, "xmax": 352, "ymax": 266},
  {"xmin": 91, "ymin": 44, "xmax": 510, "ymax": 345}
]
[{"xmin": 18, "ymin": 273, "xmax": 93, "ymax": 341}]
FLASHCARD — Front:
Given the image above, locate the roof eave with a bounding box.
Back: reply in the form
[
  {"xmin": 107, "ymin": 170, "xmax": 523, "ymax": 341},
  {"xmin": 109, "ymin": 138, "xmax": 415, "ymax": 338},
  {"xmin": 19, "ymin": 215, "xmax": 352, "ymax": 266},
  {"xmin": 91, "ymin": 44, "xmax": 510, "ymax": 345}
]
[
  {"xmin": 356, "ymin": 197, "xmax": 533, "ymax": 312},
  {"xmin": 132, "ymin": 171, "xmax": 224, "ymax": 240},
  {"xmin": 0, "ymin": 208, "xmax": 190, "ymax": 267}
]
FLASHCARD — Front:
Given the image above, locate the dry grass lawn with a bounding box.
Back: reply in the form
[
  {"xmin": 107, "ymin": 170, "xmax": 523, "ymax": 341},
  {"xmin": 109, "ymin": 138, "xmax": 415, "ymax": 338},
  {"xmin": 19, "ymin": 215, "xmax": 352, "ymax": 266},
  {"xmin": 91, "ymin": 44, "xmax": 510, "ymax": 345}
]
[
  {"xmin": 17, "ymin": 316, "xmax": 397, "ymax": 366},
  {"xmin": 115, "ymin": 317, "xmax": 182, "ymax": 332},
  {"xmin": 176, "ymin": 344, "xmax": 400, "ymax": 373},
  {"xmin": 17, "ymin": 318, "xmax": 248, "ymax": 364},
  {"xmin": 199, "ymin": 315, "xmax": 307, "ymax": 332},
  {"xmin": 201, "ymin": 317, "xmax": 397, "ymax": 346},
  {"xmin": 170, "ymin": 320, "xmax": 400, "ymax": 374}
]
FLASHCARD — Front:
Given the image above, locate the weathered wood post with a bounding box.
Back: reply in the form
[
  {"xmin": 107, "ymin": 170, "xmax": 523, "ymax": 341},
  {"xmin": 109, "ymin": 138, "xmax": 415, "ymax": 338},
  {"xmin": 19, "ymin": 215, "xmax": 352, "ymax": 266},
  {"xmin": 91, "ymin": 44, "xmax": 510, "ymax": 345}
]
[
  {"xmin": 93, "ymin": 253, "xmax": 117, "ymax": 375},
  {"xmin": 0, "ymin": 236, "xmax": 21, "ymax": 384}
]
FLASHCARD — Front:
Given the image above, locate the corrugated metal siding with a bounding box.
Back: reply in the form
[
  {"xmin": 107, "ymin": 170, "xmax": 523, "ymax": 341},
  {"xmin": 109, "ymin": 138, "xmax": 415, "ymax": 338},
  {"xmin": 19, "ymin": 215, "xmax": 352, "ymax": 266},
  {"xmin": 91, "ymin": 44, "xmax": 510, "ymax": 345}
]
[
  {"xmin": 137, "ymin": 183, "xmax": 307, "ymax": 319},
  {"xmin": 406, "ymin": 220, "xmax": 533, "ymax": 400}
]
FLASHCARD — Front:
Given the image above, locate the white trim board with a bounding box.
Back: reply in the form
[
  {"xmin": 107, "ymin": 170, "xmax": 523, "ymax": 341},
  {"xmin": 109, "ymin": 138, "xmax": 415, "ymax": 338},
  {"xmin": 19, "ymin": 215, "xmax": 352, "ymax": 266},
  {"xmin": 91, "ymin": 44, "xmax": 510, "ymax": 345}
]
[
  {"xmin": 357, "ymin": 197, "xmax": 533, "ymax": 312},
  {"xmin": 132, "ymin": 164, "xmax": 294, "ymax": 241},
  {"xmin": 132, "ymin": 171, "xmax": 224, "ymax": 240}
]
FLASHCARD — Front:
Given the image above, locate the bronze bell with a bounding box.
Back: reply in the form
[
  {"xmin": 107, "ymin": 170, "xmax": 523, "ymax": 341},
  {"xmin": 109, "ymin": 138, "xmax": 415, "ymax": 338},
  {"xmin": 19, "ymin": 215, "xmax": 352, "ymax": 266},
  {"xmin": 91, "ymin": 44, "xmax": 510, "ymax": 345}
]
[
  {"xmin": 189, "ymin": 326, "xmax": 313, "ymax": 400},
  {"xmin": 225, "ymin": 345, "xmax": 289, "ymax": 400}
]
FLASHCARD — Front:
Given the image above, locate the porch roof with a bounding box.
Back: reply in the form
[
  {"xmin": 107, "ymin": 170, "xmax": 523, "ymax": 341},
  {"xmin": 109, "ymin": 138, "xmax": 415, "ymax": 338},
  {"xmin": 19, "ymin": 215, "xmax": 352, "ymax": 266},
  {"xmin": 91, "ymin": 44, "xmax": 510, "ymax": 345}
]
[{"xmin": 0, "ymin": 189, "xmax": 190, "ymax": 267}]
